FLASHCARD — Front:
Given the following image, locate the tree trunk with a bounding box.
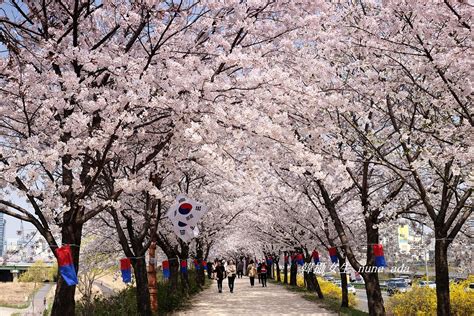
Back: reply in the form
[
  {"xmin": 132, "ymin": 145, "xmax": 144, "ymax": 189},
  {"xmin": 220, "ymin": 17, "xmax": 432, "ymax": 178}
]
[
  {"xmin": 132, "ymin": 257, "xmax": 152, "ymax": 316},
  {"xmin": 198, "ymin": 248, "xmax": 206, "ymax": 287},
  {"xmin": 290, "ymin": 262, "xmax": 297, "ymax": 286},
  {"xmin": 340, "ymin": 267, "xmax": 349, "ymax": 308},
  {"xmin": 147, "ymin": 242, "xmax": 158, "ymax": 313},
  {"xmin": 52, "ymin": 277, "xmax": 77, "ymax": 316},
  {"xmin": 197, "ymin": 261, "xmax": 205, "ymax": 287},
  {"xmin": 363, "ymin": 272, "xmax": 385, "ymax": 316},
  {"xmin": 276, "ymin": 259, "xmax": 281, "ymax": 282},
  {"xmin": 51, "ymin": 223, "xmax": 83, "ymax": 316},
  {"xmin": 180, "ymin": 269, "xmax": 189, "ymax": 293},
  {"xmin": 313, "ymin": 272, "xmax": 324, "ymax": 299},
  {"xmin": 195, "ymin": 242, "xmax": 205, "ymax": 287},
  {"xmin": 304, "ymin": 270, "xmax": 309, "ymax": 289},
  {"xmin": 362, "ymin": 217, "xmax": 385, "ymax": 316},
  {"xmin": 435, "ymin": 238, "xmax": 451, "ymax": 316},
  {"xmin": 169, "ymin": 259, "xmax": 179, "ymax": 292},
  {"xmin": 306, "ymin": 264, "xmax": 324, "ymax": 299},
  {"xmin": 339, "ymin": 257, "xmax": 349, "ymax": 308}
]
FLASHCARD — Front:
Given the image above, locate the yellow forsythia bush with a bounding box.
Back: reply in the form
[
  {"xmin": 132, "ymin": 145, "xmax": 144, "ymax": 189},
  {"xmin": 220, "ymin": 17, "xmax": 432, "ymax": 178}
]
[
  {"xmin": 296, "ymin": 274, "xmax": 305, "ymax": 287},
  {"xmin": 449, "ymin": 279, "xmax": 474, "ymax": 316},
  {"xmin": 318, "ymin": 278, "xmax": 357, "ymax": 308},
  {"xmin": 294, "ymin": 275, "xmax": 357, "ymax": 307},
  {"xmin": 387, "ymin": 279, "xmax": 474, "ymax": 316}
]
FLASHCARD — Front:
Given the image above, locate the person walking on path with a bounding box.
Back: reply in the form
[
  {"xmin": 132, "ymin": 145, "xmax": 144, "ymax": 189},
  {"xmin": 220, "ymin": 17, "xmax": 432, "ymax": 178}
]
[
  {"xmin": 212, "ymin": 259, "xmax": 218, "ymax": 280},
  {"xmin": 214, "ymin": 261, "xmax": 226, "ymax": 293},
  {"xmin": 237, "ymin": 260, "xmax": 244, "ymax": 278},
  {"xmin": 226, "ymin": 260, "xmax": 237, "ymax": 293},
  {"xmin": 257, "ymin": 261, "xmax": 262, "ymax": 284},
  {"xmin": 247, "ymin": 260, "xmax": 257, "ymax": 287},
  {"xmin": 260, "ymin": 262, "xmax": 268, "ymax": 287}
]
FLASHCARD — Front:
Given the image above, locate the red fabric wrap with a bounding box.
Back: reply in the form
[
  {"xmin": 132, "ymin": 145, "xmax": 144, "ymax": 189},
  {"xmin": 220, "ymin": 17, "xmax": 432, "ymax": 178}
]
[
  {"xmin": 120, "ymin": 258, "xmax": 131, "ymax": 270},
  {"xmin": 56, "ymin": 245, "xmax": 74, "ymax": 267},
  {"xmin": 373, "ymin": 244, "xmax": 384, "ymax": 257}
]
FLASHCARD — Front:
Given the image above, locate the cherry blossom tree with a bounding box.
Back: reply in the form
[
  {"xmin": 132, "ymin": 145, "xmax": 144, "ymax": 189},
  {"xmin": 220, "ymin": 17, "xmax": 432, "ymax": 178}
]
[
  {"xmin": 2, "ymin": 2, "xmax": 469, "ymax": 316},
  {"xmin": 306, "ymin": 2, "xmax": 473, "ymax": 315},
  {"xmin": 1, "ymin": 0, "xmax": 317, "ymax": 314}
]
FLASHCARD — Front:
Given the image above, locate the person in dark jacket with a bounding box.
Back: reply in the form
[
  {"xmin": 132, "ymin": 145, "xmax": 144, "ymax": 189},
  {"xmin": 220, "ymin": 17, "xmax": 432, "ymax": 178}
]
[
  {"xmin": 237, "ymin": 260, "xmax": 244, "ymax": 278},
  {"xmin": 257, "ymin": 262, "xmax": 262, "ymax": 284},
  {"xmin": 214, "ymin": 261, "xmax": 226, "ymax": 293}
]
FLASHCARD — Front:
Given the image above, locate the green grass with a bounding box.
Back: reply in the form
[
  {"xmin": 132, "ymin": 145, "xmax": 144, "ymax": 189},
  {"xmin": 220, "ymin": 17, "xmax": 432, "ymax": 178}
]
[
  {"xmin": 0, "ymin": 301, "xmax": 30, "ymax": 309},
  {"xmin": 270, "ymin": 279, "xmax": 369, "ymax": 316}
]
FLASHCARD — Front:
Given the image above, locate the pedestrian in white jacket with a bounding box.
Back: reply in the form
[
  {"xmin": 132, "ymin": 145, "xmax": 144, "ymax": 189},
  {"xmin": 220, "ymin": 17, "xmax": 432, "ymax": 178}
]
[{"xmin": 226, "ymin": 260, "xmax": 237, "ymax": 293}]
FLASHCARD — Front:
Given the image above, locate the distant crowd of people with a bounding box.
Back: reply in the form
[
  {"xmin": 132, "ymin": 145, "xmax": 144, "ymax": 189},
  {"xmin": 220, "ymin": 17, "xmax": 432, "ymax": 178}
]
[{"xmin": 207, "ymin": 258, "xmax": 270, "ymax": 293}]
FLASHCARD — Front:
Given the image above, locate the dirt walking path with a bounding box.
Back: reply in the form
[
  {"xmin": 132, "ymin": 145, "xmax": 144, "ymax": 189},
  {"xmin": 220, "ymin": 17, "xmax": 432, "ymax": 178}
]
[{"xmin": 174, "ymin": 276, "xmax": 336, "ymax": 316}]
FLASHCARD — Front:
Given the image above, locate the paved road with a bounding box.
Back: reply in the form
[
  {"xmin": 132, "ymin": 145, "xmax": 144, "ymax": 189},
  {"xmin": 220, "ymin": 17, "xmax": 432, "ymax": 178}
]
[
  {"xmin": 355, "ymin": 289, "xmax": 389, "ymax": 313},
  {"xmin": 174, "ymin": 277, "xmax": 336, "ymax": 316},
  {"xmin": 0, "ymin": 305, "xmax": 21, "ymax": 316},
  {"xmin": 23, "ymin": 283, "xmax": 53, "ymax": 316}
]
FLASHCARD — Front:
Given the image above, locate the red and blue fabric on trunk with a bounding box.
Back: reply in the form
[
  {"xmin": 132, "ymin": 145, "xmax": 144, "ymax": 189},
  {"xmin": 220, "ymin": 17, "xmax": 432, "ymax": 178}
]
[
  {"xmin": 120, "ymin": 258, "xmax": 132, "ymax": 283},
  {"xmin": 193, "ymin": 259, "xmax": 200, "ymax": 270},
  {"xmin": 162, "ymin": 260, "xmax": 170, "ymax": 278},
  {"xmin": 180, "ymin": 260, "xmax": 188, "ymax": 273},
  {"xmin": 373, "ymin": 244, "xmax": 386, "ymax": 267},
  {"xmin": 56, "ymin": 245, "xmax": 78, "ymax": 286},
  {"xmin": 329, "ymin": 247, "xmax": 338, "ymax": 264},
  {"xmin": 296, "ymin": 253, "xmax": 304, "ymax": 265},
  {"xmin": 312, "ymin": 250, "xmax": 320, "ymax": 264}
]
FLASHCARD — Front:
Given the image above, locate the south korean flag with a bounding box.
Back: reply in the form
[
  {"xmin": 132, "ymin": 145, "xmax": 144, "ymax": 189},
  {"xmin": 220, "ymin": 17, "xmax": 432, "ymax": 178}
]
[
  {"xmin": 167, "ymin": 194, "xmax": 207, "ymax": 242},
  {"xmin": 168, "ymin": 194, "xmax": 208, "ymax": 227}
]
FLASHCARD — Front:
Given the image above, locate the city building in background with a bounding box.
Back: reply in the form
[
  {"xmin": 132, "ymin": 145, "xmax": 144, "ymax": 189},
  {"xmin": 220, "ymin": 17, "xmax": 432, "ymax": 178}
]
[
  {"xmin": 398, "ymin": 224, "xmax": 410, "ymax": 253},
  {"xmin": 3, "ymin": 234, "xmax": 53, "ymax": 263},
  {"xmin": 398, "ymin": 224, "xmax": 422, "ymax": 254},
  {"xmin": 1, "ymin": 220, "xmax": 52, "ymax": 263}
]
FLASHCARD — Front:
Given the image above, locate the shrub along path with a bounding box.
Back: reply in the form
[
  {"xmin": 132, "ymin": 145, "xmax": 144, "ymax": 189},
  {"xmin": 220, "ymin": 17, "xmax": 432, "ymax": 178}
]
[{"xmin": 174, "ymin": 276, "xmax": 335, "ymax": 315}]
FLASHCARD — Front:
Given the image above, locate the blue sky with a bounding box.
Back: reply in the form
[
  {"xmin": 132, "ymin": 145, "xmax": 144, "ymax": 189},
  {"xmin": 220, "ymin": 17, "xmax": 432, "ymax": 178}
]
[
  {"xmin": 4, "ymin": 194, "xmax": 36, "ymax": 239},
  {"xmin": 1, "ymin": 2, "xmax": 36, "ymax": 238}
]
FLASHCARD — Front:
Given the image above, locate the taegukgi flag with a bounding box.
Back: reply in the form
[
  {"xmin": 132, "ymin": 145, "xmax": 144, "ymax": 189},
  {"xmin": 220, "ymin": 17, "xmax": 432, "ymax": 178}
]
[
  {"xmin": 167, "ymin": 194, "xmax": 208, "ymax": 227},
  {"xmin": 167, "ymin": 194, "xmax": 207, "ymax": 242}
]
